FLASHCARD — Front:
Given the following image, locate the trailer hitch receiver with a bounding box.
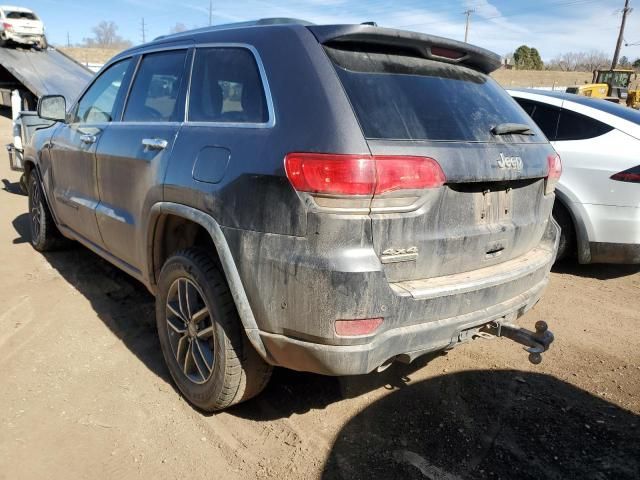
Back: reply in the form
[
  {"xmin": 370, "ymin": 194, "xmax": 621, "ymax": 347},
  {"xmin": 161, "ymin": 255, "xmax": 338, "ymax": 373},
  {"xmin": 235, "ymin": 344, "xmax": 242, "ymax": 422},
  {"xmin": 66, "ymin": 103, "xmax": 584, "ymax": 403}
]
[{"xmin": 480, "ymin": 320, "xmax": 554, "ymax": 364}]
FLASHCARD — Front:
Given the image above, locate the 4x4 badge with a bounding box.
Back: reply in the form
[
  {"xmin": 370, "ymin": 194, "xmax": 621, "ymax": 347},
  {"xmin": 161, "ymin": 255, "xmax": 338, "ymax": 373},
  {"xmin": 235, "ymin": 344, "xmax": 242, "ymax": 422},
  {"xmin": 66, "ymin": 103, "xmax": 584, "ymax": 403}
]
[{"xmin": 497, "ymin": 153, "xmax": 523, "ymax": 170}]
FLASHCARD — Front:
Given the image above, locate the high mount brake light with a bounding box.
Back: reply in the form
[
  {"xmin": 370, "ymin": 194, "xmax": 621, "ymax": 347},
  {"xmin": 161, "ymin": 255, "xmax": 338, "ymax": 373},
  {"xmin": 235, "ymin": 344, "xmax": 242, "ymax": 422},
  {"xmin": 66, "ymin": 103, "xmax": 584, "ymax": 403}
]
[
  {"xmin": 284, "ymin": 153, "xmax": 446, "ymax": 196},
  {"xmin": 611, "ymin": 165, "xmax": 640, "ymax": 183},
  {"xmin": 545, "ymin": 154, "xmax": 562, "ymax": 195},
  {"xmin": 430, "ymin": 46, "xmax": 465, "ymax": 60}
]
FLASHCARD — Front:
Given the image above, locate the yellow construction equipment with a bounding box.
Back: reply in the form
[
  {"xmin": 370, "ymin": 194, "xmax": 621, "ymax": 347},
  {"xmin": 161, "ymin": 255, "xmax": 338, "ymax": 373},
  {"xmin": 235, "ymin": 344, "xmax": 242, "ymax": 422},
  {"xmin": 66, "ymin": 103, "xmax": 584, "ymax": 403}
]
[{"xmin": 566, "ymin": 69, "xmax": 639, "ymax": 108}]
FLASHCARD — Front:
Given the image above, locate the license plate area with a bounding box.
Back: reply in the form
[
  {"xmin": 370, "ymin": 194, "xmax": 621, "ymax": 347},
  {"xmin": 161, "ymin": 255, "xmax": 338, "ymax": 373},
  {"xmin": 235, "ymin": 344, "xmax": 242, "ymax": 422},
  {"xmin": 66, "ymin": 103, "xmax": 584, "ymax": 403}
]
[{"xmin": 477, "ymin": 187, "xmax": 513, "ymax": 224}]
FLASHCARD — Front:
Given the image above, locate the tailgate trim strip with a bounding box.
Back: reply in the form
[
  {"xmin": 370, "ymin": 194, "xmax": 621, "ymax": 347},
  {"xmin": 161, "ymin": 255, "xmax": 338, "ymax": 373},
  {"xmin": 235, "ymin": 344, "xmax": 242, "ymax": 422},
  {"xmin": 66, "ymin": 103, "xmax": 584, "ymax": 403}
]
[{"xmin": 390, "ymin": 245, "xmax": 554, "ymax": 300}]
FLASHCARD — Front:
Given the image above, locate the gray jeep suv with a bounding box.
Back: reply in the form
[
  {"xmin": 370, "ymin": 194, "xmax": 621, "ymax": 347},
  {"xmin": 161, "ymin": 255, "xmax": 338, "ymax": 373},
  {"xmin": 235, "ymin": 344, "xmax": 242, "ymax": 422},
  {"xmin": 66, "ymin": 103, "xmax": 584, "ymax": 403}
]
[{"xmin": 25, "ymin": 19, "xmax": 560, "ymax": 411}]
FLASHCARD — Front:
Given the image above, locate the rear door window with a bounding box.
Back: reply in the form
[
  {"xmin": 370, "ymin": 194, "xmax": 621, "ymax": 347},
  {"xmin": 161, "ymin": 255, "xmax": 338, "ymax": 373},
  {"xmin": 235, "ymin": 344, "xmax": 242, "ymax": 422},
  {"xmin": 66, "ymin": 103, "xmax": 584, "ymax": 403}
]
[
  {"xmin": 188, "ymin": 47, "xmax": 268, "ymax": 124},
  {"xmin": 123, "ymin": 49, "xmax": 188, "ymax": 123},
  {"xmin": 326, "ymin": 47, "xmax": 541, "ymax": 142},
  {"xmin": 514, "ymin": 98, "xmax": 560, "ymax": 140}
]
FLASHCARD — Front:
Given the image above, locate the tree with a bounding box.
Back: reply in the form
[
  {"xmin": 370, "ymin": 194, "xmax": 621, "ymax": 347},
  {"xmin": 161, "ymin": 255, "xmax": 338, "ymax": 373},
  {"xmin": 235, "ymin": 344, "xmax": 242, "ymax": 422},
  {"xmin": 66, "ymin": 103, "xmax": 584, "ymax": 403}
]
[
  {"xmin": 619, "ymin": 56, "xmax": 630, "ymax": 67},
  {"xmin": 547, "ymin": 50, "xmax": 611, "ymax": 72},
  {"xmin": 170, "ymin": 23, "xmax": 187, "ymax": 34},
  {"xmin": 633, "ymin": 58, "xmax": 640, "ymax": 69},
  {"xmin": 82, "ymin": 21, "xmax": 132, "ymax": 49},
  {"xmin": 513, "ymin": 45, "xmax": 544, "ymax": 70}
]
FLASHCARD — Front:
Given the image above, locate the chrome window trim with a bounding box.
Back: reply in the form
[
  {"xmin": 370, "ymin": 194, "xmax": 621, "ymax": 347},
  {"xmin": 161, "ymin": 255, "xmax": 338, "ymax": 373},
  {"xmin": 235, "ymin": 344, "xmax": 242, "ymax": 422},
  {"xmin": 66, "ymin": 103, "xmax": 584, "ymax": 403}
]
[{"xmin": 184, "ymin": 43, "xmax": 276, "ymax": 129}]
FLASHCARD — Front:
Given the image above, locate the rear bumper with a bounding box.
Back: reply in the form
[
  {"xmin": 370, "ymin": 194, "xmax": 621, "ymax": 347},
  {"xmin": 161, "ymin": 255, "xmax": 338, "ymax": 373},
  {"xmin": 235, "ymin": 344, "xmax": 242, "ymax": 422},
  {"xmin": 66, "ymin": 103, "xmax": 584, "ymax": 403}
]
[
  {"xmin": 3, "ymin": 31, "xmax": 43, "ymax": 44},
  {"xmin": 260, "ymin": 276, "xmax": 550, "ymax": 375},
  {"xmin": 241, "ymin": 219, "xmax": 559, "ymax": 376},
  {"xmin": 582, "ymin": 203, "xmax": 640, "ymax": 245}
]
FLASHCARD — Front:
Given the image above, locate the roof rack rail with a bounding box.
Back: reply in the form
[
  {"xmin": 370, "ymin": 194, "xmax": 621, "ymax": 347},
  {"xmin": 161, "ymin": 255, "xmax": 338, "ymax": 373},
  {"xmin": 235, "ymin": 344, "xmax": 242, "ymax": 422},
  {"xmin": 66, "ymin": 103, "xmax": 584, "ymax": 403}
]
[{"xmin": 154, "ymin": 18, "xmax": 313, "ymax": 41}]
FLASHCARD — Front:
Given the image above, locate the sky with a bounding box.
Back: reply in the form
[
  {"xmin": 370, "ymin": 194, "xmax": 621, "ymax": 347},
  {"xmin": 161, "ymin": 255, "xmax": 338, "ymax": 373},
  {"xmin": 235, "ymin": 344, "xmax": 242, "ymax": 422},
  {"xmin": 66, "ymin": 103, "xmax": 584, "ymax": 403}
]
[{"xmin": 11, "ymin": 0, "xmax": 640, "ymax": 60}]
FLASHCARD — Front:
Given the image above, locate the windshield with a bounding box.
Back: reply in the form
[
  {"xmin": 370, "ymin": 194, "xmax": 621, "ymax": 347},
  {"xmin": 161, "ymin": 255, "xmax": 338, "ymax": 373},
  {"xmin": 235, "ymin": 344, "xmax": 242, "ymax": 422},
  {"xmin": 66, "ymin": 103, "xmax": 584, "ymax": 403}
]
[
  {"xmin": 326, "ymin": 46, "xmax": 541, "ymax": 142},
  {"xmin": 597, "ymin": 71, "xmax": 631, "ymax": 88}
]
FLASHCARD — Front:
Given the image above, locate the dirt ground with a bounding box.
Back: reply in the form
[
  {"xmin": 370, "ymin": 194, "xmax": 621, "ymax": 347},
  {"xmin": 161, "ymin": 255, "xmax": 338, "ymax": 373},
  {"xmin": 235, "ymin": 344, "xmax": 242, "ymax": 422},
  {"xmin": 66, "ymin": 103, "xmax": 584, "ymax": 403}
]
[{"xmin": 0, "ymin": 111, "xmax": 639, "ymax": 480}]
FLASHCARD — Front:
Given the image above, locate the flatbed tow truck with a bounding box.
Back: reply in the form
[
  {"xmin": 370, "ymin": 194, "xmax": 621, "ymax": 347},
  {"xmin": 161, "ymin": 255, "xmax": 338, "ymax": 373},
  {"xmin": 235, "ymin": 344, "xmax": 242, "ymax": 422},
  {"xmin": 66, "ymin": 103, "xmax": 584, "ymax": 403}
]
[{"xmin": 2, "ymin": 44, "xmax": 93, "ymax": 191}]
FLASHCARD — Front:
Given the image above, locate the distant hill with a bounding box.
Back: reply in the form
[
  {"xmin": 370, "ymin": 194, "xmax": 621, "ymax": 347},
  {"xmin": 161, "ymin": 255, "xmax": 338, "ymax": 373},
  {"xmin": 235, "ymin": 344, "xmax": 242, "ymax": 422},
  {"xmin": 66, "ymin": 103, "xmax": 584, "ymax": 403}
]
[{"xmin": 59, "ymin": 47, "xmax": 121, "ymax": 67}]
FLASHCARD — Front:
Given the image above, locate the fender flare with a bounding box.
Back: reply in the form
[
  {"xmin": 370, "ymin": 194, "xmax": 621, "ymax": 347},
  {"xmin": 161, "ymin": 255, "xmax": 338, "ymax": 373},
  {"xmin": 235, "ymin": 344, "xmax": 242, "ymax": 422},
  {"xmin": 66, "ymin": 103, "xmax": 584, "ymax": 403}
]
[
  {"xmin": 554, "ymin": 190, "xmax": 591, "ymax": 263},
  {"xmin": 147, "ymin": 202, "xmax": 269, "ymax": 361}
]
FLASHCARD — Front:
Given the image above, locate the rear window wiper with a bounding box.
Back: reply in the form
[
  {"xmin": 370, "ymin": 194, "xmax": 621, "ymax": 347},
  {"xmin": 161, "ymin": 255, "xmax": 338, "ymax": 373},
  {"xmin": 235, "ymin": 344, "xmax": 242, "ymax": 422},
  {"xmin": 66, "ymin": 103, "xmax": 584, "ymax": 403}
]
[{"xmin": 491, "ymin": 123, "xmax": 535, "ymax": 136}]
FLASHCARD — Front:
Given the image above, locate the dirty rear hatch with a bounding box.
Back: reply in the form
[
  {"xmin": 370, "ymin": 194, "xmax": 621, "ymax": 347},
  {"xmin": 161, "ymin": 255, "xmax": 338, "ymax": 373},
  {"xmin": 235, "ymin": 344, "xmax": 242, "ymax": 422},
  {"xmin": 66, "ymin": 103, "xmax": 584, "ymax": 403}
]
[{"xmin": 313, "ymin": 26, "xmax": 557, "ymax": 283}]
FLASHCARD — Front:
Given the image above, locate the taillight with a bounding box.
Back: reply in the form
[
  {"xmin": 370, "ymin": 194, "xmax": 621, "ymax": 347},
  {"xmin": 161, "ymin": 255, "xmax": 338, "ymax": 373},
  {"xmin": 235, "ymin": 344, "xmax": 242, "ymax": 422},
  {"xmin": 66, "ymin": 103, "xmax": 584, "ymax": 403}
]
[
  {"xmin": 611, "ymin": 165, "xmax": 640, "ymax": 183},
  {"xmin": 3, "ymin": 23, "xmax": 13, "ymax": 30},
  {"xmin": 545, "ymin": 154, "xmax": 562, "ymax": 195},
  {"xmin": 284, "ymin": 153, "xmax": 445, "ymax": 196},
  {"xmin": 374, "ymin": 156, "xmax": 446, "ymax": 194}
]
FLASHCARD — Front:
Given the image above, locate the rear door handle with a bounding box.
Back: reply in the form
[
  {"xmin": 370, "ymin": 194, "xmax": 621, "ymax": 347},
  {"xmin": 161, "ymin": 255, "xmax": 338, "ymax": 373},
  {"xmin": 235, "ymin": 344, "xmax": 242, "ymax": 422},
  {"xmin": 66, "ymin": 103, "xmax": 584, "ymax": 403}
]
[
  {"xmin": 80, "ymin": 134, "xmax": 97, "ymax": 145},
  {"xmin": 142, "ymin": 138, "xmax": 168, "ymax": 150}
]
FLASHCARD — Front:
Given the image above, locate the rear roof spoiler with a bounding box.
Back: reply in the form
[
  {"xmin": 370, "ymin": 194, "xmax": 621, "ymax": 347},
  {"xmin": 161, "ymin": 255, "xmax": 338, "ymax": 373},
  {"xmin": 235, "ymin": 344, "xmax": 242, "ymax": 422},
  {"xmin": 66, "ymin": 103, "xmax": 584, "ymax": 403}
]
[{"xmin": 307, "ymin": 24, "xmax": 501, "ymax": 74}]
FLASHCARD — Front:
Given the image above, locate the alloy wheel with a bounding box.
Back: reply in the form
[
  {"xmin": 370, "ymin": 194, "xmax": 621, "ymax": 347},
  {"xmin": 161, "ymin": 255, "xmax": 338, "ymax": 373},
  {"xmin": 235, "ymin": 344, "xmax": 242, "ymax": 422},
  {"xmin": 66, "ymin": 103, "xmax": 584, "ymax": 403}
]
[{"xmin": 165, "ymin": 278, "xmax": 215, "ymax": 384}]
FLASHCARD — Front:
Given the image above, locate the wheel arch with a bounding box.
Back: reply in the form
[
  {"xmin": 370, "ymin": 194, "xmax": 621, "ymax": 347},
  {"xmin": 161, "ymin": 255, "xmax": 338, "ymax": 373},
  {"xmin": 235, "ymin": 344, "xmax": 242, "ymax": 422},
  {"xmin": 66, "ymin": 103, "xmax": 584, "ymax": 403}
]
[
  {"xmin": 147, "ymin": 202, "xmax": 269, "ymax": 361},
  {"xmin": 554, "ymin": 189, "xmax": 592, "ymax": 263}
]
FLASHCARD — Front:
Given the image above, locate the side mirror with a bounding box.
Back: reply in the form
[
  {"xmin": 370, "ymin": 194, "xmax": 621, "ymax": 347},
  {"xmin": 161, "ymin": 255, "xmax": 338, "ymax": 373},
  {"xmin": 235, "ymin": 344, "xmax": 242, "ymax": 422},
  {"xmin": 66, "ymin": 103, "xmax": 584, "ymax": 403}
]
[{"xmin": 37, "ymin": 95, "xmax": 66, "ymax": 122}]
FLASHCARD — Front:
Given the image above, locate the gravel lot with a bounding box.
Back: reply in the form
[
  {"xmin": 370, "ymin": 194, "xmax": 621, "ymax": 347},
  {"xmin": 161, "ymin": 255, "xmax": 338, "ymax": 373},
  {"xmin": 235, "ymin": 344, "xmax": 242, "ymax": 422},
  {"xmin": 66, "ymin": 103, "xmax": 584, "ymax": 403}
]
[{"xmin": 0, "ymin": 112, "xmax": 638, "ymax": 479}]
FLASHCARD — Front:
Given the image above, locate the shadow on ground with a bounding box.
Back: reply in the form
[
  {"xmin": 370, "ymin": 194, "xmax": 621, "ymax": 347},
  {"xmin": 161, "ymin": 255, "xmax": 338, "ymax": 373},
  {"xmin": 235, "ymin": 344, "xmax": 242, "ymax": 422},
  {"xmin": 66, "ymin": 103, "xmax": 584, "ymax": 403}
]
[
  {"xmin": 552, "ymin": 260, "xmax": 640, "ymax": 280},
  {"xmin": 12, "ymin": 212, "xmax": 170, "ymax": 385},
  {"xmin": 323, "ymin": 370, "xmax": 640, "ymax": 480},
  {"xmin": 12, "ymin": 212, "xmax": 433, "ymax": 417},
  {"xmin": 2, "ymin": 178, "xmax": 25, "ymax": 196}
]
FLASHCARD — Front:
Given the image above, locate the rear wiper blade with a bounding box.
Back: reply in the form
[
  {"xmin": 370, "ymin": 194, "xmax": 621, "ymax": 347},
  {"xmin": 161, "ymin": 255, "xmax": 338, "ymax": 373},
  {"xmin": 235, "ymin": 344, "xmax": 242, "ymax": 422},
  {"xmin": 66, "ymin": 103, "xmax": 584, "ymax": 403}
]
[{"xmin": 491, "ymin": 123, "xmax": 535, "ymax": 136}]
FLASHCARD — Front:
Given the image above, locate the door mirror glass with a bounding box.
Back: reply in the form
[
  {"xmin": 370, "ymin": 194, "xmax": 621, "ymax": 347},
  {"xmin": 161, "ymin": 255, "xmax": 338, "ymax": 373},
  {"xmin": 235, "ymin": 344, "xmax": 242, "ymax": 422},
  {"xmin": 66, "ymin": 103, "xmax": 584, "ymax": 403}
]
[{"xmin": 38, "ymin": 95, "xmax": 66, "ymax": 122}]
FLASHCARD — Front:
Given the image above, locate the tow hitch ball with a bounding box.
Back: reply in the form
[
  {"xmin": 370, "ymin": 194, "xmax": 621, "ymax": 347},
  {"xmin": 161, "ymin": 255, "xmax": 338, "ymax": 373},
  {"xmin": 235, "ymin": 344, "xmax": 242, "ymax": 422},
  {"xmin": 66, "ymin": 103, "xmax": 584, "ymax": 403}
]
[{"xmin": 479, "ymin": 321, "xmax": 554, "ymax": 365}]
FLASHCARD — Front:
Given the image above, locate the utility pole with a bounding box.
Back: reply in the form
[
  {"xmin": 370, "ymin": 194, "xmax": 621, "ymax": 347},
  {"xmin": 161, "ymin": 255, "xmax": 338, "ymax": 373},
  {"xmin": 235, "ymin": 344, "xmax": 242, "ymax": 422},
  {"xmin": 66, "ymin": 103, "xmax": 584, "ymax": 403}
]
[
  {"xmin": 66, "ymin": 32, "xmax": 71, "ymax": 48},
  {"xmin": 141, "ymin": 17, "xmax": 146, "ymax": 43},
  {"xmin": 209, "ymin": 0, "xmax": 213, "ymax": 26},
  {"xmin": 463, "ymin": 9, "xmax": 474, "ymax": 43},
  {"xmin": 611, "ymin": 0, "xmax": 632, "ymax": 69}
]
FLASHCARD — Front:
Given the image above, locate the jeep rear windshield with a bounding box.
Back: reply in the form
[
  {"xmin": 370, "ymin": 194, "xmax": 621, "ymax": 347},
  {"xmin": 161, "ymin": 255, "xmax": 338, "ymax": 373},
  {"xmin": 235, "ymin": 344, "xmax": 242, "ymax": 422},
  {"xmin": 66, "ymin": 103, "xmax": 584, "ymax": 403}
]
[{"xmin": 325, "ymin": 46, "xmax": 541, "ymax": 143}]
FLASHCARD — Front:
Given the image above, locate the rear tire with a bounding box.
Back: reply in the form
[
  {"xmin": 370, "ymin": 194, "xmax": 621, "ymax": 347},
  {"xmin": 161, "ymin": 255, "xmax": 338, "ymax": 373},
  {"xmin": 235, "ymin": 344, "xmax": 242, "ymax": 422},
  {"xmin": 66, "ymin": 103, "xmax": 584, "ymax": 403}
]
[
  {"xmin": 553, "ymin": 201, "xmax": 575, "ymax": 262},
  {"xmin": 27, "ymin": 172, "xmax": 60, "ymax": 251},
  {"xmin": 156, "ymin": 247, "xmax": 272, "ymax": 412}
]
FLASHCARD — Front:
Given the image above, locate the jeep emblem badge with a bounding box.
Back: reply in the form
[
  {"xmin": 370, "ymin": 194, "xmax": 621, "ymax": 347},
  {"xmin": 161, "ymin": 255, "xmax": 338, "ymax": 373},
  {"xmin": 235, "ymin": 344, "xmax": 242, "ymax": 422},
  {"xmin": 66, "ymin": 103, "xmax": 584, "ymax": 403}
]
[{"xmin": 497, "ymin": 153, "xmax": 523, "ymax": 170}]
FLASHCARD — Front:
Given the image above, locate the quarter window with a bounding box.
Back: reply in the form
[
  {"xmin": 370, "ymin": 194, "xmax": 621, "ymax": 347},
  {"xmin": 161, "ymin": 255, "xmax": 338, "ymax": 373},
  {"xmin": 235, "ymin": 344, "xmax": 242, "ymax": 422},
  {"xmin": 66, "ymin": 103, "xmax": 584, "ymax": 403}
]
[
  {"xmin": 188, "ymin": 48, "xmax": 268, "ymax": 123},
  {"xmin": 123, "ymin": 50, "xmax": 188, "ymax": 122},
  {"xmin": 73, "ymin": 59, "xmax": 131, "ymax": 124},
  {"xmin": 556, "ymin": 110, "xmax": 613, "ymax": 141}
]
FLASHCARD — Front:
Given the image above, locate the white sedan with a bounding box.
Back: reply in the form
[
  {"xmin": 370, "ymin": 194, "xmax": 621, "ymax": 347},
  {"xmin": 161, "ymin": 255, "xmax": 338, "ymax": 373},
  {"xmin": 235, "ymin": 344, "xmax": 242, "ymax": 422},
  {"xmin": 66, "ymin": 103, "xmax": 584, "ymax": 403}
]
[
  {"xmin": 509, "ymin": 89, "xmax": 640, "ymax": 264},
  {"xmin": 0, "ymin": 5, "xmax": 46, "ymax": 49}
]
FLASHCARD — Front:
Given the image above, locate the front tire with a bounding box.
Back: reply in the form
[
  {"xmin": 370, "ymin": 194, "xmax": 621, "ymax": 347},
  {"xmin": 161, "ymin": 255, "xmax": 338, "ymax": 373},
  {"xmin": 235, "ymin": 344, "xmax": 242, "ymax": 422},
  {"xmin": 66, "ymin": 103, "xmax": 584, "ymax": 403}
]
[
  {"xmin": 28, "ymin": 172, "xmax": 60, "ymax": 251},
  {"xmin": 156, "ymin": 248, "xmax": 272, "ymax": 411}
]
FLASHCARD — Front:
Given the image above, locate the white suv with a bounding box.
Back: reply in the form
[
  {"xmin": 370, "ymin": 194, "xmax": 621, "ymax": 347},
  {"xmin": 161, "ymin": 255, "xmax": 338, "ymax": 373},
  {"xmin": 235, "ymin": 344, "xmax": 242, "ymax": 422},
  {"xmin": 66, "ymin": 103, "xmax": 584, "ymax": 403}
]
[
  {"xmin": 510, "ymin": 89, "xmax": 640, "ymax": 264},
  {"xmin": 0, "ymin": 5, "xmax": 46, "ymax": 49}
]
